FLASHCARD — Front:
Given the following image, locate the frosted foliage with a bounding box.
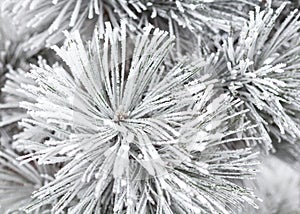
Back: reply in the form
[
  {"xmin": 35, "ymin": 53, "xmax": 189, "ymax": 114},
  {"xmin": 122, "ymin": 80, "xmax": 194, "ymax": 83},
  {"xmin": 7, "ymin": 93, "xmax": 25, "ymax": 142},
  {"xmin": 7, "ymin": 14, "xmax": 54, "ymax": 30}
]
[
  {"xmin": 1, "ymin": 0, "xmax": 260, "ymax": 52},
  {"xmin": 0, "ymin": 6, "xmax": 25, "ymax": 146},
  {"xmin": 0, "ymin": 68, "xmax": 31, "ymax": 133},
  {"xmin": 1, "ymin": 1, "xmax": 300, "ymax": 213},
  {"xmin": 0, "ymin": 147, "xmax": 57, "ymax": 213},
  {"xmin": 0, "ymin": 0, "xmax": 39, "ymax": 146},
  {"xmin": 206, "ymin": 3, "xmax": 300, "ymax": 151},
  {"xmin": 18, "ymin": 23, "xmax": 259, "ymax": 213}
]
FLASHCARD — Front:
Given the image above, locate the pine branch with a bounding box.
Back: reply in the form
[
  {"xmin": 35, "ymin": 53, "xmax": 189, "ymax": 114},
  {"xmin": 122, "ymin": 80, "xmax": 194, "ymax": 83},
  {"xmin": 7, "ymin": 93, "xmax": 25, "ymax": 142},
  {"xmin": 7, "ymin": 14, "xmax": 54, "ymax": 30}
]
[
  {"xmin": 17, "ymin": 23, "xmax": 260, "ymax": 213},
  {"xmin": 2, "ymin": 0, "xmax": 261, "ymax": 53},
  {"xmin": 204, "ymin": 3, "xmax": 300, "ymax": 151}
]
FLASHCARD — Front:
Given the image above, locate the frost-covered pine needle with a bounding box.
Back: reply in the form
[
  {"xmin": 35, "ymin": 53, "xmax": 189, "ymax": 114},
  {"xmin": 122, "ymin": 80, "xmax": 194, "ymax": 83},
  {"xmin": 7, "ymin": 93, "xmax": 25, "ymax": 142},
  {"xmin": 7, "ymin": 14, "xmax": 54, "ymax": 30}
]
[
  {"xmin": 2, "ymin": 0, "xmax": 144, "ymax": 52},
  {"xmin": 0, "ymin": 3, "xmax": 59, "ymax": 212},
  {"xmin": 0, "ymin": 7, "xmax": 27, "ymax": 146},
  {"xmin": 3, "ymin": 0, "xmax": 261, "ymax": 52},
  {"xmin": 0, "ymin": 67, "xmax": 30, "ymax": 132},
  {"xmin": 18, "ymin": 23, "xmax": 260, "ymax": 213},
  {"xmin": 132, "ymin": 0, "xmax": 260, "ymax": 46},
  {"xmin": 0, "ymin": 145, "xmax": 57, "ymax": 213},
  {"xmin": 0, "ymin": 65, "xmax": 53, "ymax": 152},
  {"xmin": 205, "ymin": 3, "xmax": 300, "ymax": 151}
]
